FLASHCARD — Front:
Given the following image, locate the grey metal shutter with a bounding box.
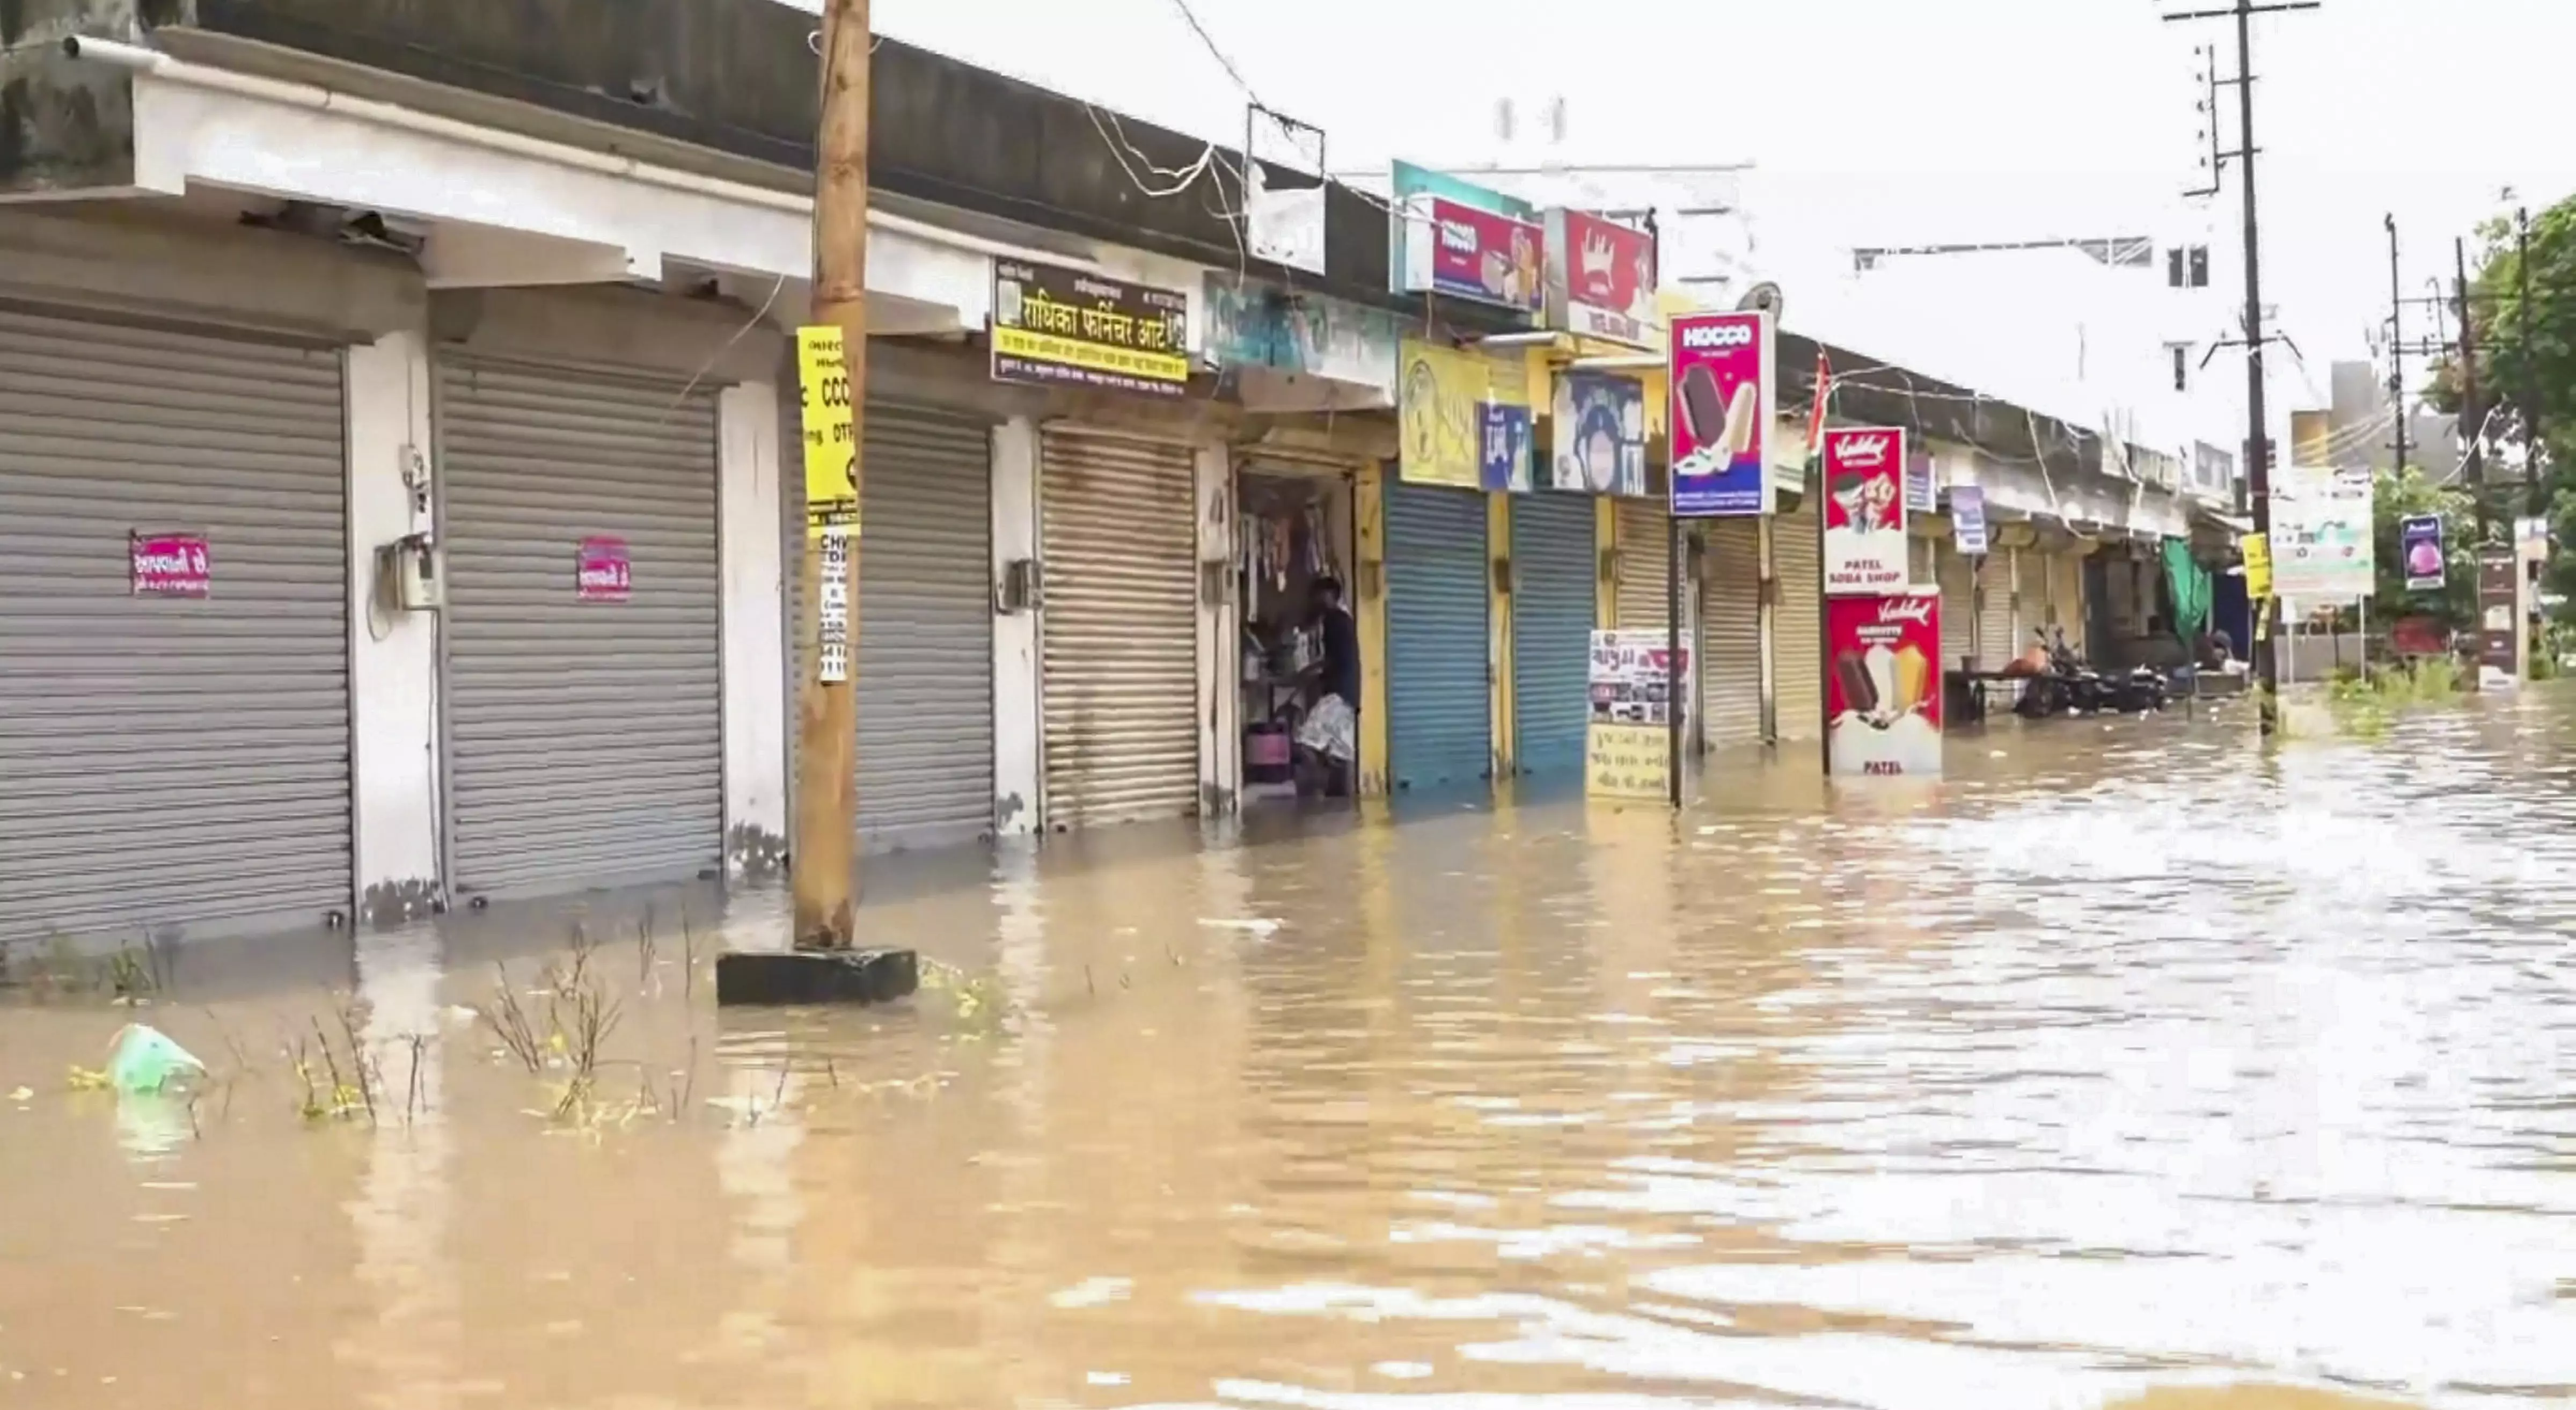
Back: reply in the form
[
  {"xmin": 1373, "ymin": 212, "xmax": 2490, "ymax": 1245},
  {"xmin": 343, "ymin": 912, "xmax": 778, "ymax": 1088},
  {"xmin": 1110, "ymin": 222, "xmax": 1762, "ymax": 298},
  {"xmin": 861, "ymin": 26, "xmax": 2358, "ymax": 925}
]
[
  {"xmin": 0, "ymin": 306, "xmax": 351, "ymax": 946},
  {"xmin": 438, "ymin": 357, "xmax": 722, "ymax": 898},
  {"xmin": 782, "ymin": 399, "xmax": 996, "ymax": 851},
  {"xmin": 1615, "ymin": 499, "xmax": 1673, "ymax": 633},
  {"xmin": 1699, "ymin": 517, "xmax": 1762, "ymax": 750},
  {"xmin": 1510, "ymin": 493, "xmax": 1594, "ymax": 778},
  {"xmin": 1385, "ymin": 480, "xmax": 1490, "ymax": 792},
  {"xmin": 1937, "ymin": 541, "xmax": 1975, "ymax": 673},
  {"xmin": 1773, "ymin": 504, "xmax": 1825, "ymax": 743},
  {"xmin": 1980, "ymin": 547, "xmax": 2022, "ymax": 703},
  {"xmin": 1040, "ymin": 426, "xmax": 1198, "ymax": 828}
]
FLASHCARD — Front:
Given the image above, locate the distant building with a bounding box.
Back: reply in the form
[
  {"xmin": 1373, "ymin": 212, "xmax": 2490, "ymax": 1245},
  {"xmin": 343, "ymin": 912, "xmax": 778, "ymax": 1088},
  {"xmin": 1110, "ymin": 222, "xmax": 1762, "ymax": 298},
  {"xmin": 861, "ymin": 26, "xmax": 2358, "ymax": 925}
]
[{"xmin": 2329, "ymin": 360, "xmax": 2460, "ymax": 480}]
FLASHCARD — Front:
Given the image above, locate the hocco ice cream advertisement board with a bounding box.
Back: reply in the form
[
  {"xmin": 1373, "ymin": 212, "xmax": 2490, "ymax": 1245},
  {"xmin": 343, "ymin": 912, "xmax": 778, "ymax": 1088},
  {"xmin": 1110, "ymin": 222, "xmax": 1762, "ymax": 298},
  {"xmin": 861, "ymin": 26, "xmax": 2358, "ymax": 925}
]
[
  {"xmin": 1826, "ymin": 593, "xmax": 1944, "ymax": 778},
  {"xmin": 1667, "ymin": 310, "xmax": 1773, "ymax": 517},
  {"xmin": 1821, "ymin": 426, "xmax": 1909, "ymax": 595}
]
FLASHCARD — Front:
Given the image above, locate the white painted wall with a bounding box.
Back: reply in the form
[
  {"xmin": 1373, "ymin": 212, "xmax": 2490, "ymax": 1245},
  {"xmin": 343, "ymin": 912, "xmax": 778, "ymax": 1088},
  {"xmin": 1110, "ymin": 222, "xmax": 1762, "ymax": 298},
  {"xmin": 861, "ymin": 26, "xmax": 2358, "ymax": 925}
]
[
  {"xmin": 345, "ymin": 330, "xmax": 443, "ymax": 918},
  {"xmin": 990, "ymin": 418, "xmax": 1043, "ymax": 836},
  {"xmin": 719, "ymin": 382, "xmax": 789, "ymax": 870},
  {"xmin": 1194, "ymin": 444, "xmax": 1240, "ymax": 814}
]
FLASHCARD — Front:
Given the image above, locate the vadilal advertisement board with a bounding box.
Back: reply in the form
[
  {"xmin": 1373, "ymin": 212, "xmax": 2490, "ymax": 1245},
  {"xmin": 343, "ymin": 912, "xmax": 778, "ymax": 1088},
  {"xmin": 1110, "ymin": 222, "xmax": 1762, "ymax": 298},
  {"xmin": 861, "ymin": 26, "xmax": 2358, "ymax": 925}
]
[
  {"xmin": 1825, "ymin": 593, "xmax": 1943, "ymax": 778},
  {"xmin": 1821, "ymin": 426, "xmax": 1909, "ymax": 596}
]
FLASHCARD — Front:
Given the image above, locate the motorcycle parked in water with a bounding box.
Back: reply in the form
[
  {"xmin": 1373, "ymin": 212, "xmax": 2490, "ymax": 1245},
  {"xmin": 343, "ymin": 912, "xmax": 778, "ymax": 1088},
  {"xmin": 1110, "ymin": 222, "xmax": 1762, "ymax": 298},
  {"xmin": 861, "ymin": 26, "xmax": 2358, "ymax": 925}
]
[{"xmin": 2011, "ymin": 627, "xmax": 2168, "ymax": 719}]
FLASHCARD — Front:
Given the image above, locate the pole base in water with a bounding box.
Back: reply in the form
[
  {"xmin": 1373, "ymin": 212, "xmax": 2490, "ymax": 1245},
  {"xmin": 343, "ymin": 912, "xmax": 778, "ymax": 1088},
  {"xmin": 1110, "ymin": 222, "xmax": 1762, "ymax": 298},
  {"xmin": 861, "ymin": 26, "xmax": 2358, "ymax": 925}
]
[{"xmin": 714, "ymin": 948, "xmax": 918, "ymax": 1007}]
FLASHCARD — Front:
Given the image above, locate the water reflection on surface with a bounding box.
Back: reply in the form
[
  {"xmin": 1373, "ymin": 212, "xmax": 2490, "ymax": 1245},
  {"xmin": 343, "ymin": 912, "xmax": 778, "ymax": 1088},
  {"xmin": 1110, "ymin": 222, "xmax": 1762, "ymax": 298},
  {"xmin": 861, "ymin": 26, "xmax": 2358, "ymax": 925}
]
[{"xmin": 4, "ymin": 698, "xmax": 2575, "ymax": 1409}]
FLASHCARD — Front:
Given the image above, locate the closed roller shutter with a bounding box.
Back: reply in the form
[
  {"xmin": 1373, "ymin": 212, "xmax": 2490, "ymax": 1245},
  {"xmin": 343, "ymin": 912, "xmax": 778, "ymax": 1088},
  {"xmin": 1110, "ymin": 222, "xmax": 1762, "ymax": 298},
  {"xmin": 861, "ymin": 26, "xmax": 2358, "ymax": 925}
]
[
  {"xmin": 1700, "ymin": 517, "xmax": 1762, "ymax": 749},
  {"xmin": 1386, "ymin": 480, "xmax": 1490, "ymax": 791},
  {"xmin": 1907, "ymin": 534, "xmax": 1937, "ymax": 590},
  {"xmin": 440, "ymin": 357, "xmax": 721, "ymax": 897},
  {"xmin": 1773, "ymin": 504, "xmax": 1825, "ymax": 743},
  {"xmin": 784, "ymin": 400, "xmax": 996, "ymax": 850},
  {"xmin": 1040, "ymin": 426, "xmax": 1198, "ymax": 828},
  {"xmin": 1937, "ymin": 542, "xmax": 1975, "ymax": 673},
  {"xmin": 1615, "ymin": 499, "xmax": 1674, "ymax": 633},
  {"xmin": 0, "ymin": 308, "xmax": 350, "ymax": 946},
  {"xmin": 1980, "ymin": 547, "xmax": 2022, "ymax": 704},
  {"xmin": 2050, "ymin": 551, "xmax": 2085, "ymax": 653},
  {"xmin": 1510, "ymin": 494, "xmax": 1594, "ymax": 778}
]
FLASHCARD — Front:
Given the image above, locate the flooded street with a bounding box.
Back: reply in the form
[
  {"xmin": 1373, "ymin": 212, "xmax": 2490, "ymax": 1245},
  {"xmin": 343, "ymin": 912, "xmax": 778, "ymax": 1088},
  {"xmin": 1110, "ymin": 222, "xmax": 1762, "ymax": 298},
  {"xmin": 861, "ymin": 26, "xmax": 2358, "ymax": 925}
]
[{"xmin": 5, "ymin": 697, "xmax": 2575, "ymax": 1410}]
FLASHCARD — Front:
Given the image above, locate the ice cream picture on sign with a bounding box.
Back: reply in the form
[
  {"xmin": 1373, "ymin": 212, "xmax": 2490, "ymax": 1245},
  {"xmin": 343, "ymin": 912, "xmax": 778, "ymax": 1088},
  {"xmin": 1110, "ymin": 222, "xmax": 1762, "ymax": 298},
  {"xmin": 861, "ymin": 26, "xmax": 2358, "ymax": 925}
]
[
  {"xmin": 1826, "ymin": 593, "xmax": 1943, "ymax": 778},
  {"xmin": 1821, "ymin": 426, "xmax": 1909, "ymax": 596}
]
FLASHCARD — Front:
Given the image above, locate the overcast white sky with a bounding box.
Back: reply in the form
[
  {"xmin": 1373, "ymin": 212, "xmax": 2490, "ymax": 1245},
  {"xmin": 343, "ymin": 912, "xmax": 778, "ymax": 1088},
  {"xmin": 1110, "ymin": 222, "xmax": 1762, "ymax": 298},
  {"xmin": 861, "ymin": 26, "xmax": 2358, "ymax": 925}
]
[{"xmin": 803, "ymin": 0, "xmax": 2576, "ymax": 443}]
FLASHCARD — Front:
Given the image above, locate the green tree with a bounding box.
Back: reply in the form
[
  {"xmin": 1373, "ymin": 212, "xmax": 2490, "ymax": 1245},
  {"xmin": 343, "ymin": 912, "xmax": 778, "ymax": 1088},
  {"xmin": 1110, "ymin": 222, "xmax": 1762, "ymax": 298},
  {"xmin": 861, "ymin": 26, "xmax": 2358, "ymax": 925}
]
[
  {"xmin": 2372, "ymin": 469, "xmax": 2478, "ymax": 630},
  {"xmin": 2421, "ymin": 193, "xmax": 2576, "ymax": 606}
]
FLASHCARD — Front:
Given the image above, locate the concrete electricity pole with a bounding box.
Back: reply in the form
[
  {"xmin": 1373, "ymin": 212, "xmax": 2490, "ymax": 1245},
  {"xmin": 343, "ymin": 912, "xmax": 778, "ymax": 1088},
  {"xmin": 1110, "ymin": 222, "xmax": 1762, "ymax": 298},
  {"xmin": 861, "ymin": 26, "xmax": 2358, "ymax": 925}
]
[
  {"xmin": 2520, "ymin": 206, "xmax": 2545, "ymax": 518},
  {"xmin": 2386, "ymin": 214, "xmax": 2407, "ymax": 477},
  {"xmin": 2165, "ymin": 0, "xmax": 2316, "ymax": 736},
  {"xmin": 2457, "ymin": 236, "xmax": 2487, "ymax": 541},
  {"xmin": 792, "ymin": 0, "xmax": 870, "ymax": 949}
]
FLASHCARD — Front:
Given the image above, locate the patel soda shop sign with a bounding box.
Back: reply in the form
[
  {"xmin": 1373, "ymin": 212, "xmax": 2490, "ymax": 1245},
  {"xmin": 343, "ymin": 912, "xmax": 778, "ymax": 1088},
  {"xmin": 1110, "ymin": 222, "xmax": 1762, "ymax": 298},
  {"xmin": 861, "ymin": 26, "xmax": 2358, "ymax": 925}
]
[
  {"xmin": 1825, "ymin": 593, "xmax": 1943, "ymax": 777},
  {"xmin": 1821, "ymin": 426, "xmax": 1909, "ymax": 596},
  {"xmin": 1667, "ymin": 310, "xmax": 1773, "ymax": 518}
]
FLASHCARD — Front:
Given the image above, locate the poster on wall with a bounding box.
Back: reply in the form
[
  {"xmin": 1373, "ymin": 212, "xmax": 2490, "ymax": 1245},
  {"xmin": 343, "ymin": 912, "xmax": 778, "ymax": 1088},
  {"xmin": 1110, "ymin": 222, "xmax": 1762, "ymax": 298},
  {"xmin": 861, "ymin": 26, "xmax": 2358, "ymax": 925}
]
[
  {"xmin": 989, "ymin": 258, "xmax": 1190, "ymax": 398},
  {"xmin": 1903, "ymin": 443, "xmax": 1937, "ymax": 515},
  {"xmin": 1400, "ymin": 339, "xmax": 1524, "ymax": 487},
  {"xmin": 1821, "ymin": 427, "xmax": 1909, "ymax": 596},
  {"xmin": 1550, "ymin": 372, "xmax": 1646, "ymax": 495},
  {"xmin": 1544, "ymin": 209, "xmax": 1656, "ymax": 346},
  {"xmin": 1667, "ymin": 310, "xmax": 1773, "ymax": 517},
  {"xmin": 575, "ymin": 536, "xmax": 633, "ymax": 603},
  {"xmin": 796, "ymin": 325, "xmax": 859, "ymax": 539},
  {"xmin": 2271, "ymin": 463, "xmax": 2374, "ymax": 600},
  {"xmin": 2401, "ymin": 515, "xmax": 2446, "ymax": 591},
  {"xmin": 1478, "ymin": 402, "xmax": 1535, "ymax": 492},
  {"xmin": 1825, "ymin": 594, "xmax": 1943, "ymax": 778},
  {"xmin": 1586, "ymin": 629, "xmax": 1690, "ymax": 802},
  {"xmin": 130, "ymin": 532, "xmax": 211, "ymax": 597}
]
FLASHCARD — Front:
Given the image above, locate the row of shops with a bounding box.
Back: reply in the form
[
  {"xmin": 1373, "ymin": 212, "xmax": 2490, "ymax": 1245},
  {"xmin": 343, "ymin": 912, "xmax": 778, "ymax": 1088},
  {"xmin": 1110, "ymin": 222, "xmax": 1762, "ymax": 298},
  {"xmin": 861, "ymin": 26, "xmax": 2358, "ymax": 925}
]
[{"xmin": 0, "ymin": 20, "xmax": 2197, "ymax": 952}]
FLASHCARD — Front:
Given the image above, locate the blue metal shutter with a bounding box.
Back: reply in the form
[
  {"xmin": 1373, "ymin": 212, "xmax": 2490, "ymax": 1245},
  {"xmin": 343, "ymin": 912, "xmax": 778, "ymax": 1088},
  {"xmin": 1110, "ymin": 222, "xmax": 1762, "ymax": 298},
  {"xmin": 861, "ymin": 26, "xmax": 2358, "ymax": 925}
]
[
  {"xmin": 1510, "ymin": 494, "xmax": 1595, "ymax": 777},
  {"xmin": 1385, "ymin": 481, "xmax": 1490, "ymax": 792}
]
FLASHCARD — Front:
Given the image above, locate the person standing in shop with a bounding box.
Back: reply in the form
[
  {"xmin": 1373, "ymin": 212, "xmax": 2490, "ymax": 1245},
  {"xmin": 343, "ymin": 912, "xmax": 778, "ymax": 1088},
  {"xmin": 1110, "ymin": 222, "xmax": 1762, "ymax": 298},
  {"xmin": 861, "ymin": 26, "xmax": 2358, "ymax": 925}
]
[{"xmin": 1297, "ymin": 575, "xmax": 1360, "ymax": 798}]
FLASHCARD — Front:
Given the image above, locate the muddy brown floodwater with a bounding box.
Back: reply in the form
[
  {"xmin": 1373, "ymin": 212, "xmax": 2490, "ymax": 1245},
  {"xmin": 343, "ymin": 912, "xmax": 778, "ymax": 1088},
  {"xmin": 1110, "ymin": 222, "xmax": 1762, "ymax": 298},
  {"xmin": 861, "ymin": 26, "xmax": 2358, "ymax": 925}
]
[{"xmin": 5, "ymin": 697, "xmax": 2575, "ymax": 1410}]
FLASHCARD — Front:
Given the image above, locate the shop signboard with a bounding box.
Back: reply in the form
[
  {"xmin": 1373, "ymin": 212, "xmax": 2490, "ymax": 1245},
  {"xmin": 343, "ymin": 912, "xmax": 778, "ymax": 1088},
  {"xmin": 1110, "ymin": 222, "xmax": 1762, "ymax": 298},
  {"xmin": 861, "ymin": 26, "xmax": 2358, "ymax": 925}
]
[
  {"xmin": 1548, "ymin": 372, "xmax": 1646, "ymax": 496},
  {"xmin": 2241, "ymin": 531, "xmax": 2272, "ymax": 598},
  {"xmin": 1666, "ymin": 310, "xmax": 1774, "ymax": 517},
  {"xmin": 575, "ymin": 536, "xmax": 632, "ymax": 603},
  {"xmin": 1821, "ymin": 426, "xmax": 1909, "ymax": 596},
  {"xmin": 2271, "ymin": 463, "xmax": 2373, "ymax": 600},
  {"xmin": 1400, "ymin": 338, "xmax": 1525, "ymax": 488},
  {"xmin": 990, "ymin": 258, "xmax": 1190, "ymax": 398},
  {"xmin": 130, "ymin": 531, "xmax": 210, "ymax": 597},
  {"xmin": 1949, "ymin": 485, "xmax": 1989, "ymax": 556},
  {"xmin": 1202, "ymin": 275, "xmax": 1400, "ymax": 398},
  {"xmin": 1904, "ymin": 443, "xmax": 1937, "ymax": 514},
  {"xmin": 2401, "ymin": 515, "xmax": 2445, "ymax": 591},
  {"xmin": 1826, "ymin": 593, "xmax": 1943, "ymax": 778},
  {"xmin": 1478, "ymin": 402, "xmax": 1535, "ymax": 493},
  {"xmin": 1543, "ymin": 209, "xmax": 1656, "ymax": 346},
  {"xmin": 1586, "ymin": 628, "xmax": 1690, "ymax": 801},
  {"xmin": 1390, "ymin": 161, "xmax": 1545, "ymax": 316}
]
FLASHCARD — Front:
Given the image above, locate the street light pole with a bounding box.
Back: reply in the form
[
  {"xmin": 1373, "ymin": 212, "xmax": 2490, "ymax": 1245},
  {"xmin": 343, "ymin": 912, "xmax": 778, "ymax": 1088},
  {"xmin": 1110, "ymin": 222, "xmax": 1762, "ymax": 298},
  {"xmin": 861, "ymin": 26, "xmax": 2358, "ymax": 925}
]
[{"xmin": 2387, "ymin": 214, "xmax": 2407, "ymax": 478}]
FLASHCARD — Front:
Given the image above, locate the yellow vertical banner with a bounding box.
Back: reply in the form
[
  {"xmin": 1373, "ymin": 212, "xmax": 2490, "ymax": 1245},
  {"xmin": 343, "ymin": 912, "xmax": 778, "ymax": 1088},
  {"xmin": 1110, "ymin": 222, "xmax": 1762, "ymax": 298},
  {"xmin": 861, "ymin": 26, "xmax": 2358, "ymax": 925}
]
[
  {"xmin": 1355, "ymin": 462, "xmax": 1392, "ymax": 795},
  {"xmin": 2288, "ymin": 409, "xmax": 2332, "ymax": 468},
  {"xmin": 797, "ymin": 325, "xmax": 859, "ymax": 539}
]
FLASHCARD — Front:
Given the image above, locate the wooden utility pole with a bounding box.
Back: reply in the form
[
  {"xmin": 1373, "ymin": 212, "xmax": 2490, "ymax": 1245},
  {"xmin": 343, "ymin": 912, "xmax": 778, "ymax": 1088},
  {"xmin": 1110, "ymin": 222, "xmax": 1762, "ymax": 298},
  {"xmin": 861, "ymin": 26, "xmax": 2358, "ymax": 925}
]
[
  {"xmin": 2164, "ymin": 0, "xmax": 2316, "ymax": 736},
  {"xmin": 791, "ymin": 0, "xmax": 870, "ymax": 949}
]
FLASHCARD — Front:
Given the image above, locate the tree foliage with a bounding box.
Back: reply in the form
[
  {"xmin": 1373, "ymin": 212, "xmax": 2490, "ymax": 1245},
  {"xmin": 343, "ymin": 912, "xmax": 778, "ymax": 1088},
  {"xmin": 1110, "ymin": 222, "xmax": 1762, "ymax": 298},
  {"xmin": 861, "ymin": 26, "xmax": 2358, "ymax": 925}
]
[{"xmin": 2371, "ymin": 469, "xmax": 2478, "ymax": 630}]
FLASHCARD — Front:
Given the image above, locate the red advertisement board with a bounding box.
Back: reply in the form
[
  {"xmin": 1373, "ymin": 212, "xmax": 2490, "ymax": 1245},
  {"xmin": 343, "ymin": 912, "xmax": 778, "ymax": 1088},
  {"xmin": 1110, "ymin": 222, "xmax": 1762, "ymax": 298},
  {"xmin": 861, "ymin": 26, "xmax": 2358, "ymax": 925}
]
[
  {"xmin": 1825, "ymin": 593, "xmax": 1944, "ymax": 777},
  {"xmin": 1821, "ymin": 426, "xmax": 1909, "ymax": 595}
]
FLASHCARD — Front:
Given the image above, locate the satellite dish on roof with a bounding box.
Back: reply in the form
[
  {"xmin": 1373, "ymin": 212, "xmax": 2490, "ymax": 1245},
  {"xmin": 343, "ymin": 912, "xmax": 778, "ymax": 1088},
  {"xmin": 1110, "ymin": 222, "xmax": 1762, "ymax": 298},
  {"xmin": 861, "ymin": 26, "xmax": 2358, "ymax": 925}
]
[{"xmin": 1736, "ymin": 281, "xmax": 1784, "ymax": 322}]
